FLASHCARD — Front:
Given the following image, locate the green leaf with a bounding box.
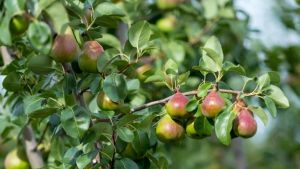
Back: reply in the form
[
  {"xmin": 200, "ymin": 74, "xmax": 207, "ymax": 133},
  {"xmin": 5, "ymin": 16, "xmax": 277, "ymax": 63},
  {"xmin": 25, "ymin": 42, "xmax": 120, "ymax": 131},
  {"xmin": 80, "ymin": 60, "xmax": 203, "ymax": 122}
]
[
  {"xmin": 0, "ymin": 14, "xmax": 12, "ymax": 45},
  {"xmin": 60, "ymin": 106, "xmax": 90, "ymax": 139},
  {"xmin": 98, "ymin": 33, "xmax": 121, "ymax": 50},
  {"xmin": 94, "ymin": 2, "xmax": 125, "ymax": 17},
  {"xmin": 128, "ymin": 21, "xmax": 152, "ymax": 51},
  {"xmin": 27, "ymin": 21, "xmax": 52, "ymax": 54},
  {"xmin": 116, "ymin": 114, "xmax": 141, "ymax": 127},
  {"xmin": 186, "ymin": 99, "xmax": 199, "ymax": 112},
  {"xmin": 4, "ymin": 0, "xmax": 26, "ymax": 15},
  {"xmin": 194, "ymin": 116, "xmax": 213, "ymax": 136},
  {"xmin": 248, "ymin": 106, "xmax": 268, "ymax": 126},
  {"xmin": 164, "ymin": 41, "xmax": 185, "ymax": 63},
  {"xmin": 197, "ymin": 82, "xmax": 212, "ymax": 98},
  {"xmin": 257, "ymin": 73, "xmax": 270, "ymax": 91},
  {"xmin": 202, "ymin": 0, "xmax": 218, "ymax": 19},
  {"xmin": 201, "ymin": 36, "xmax": 224, "ymax": 71},
  {"xmin": 45, "ymin": 1, "xmax": 69, "ymax": 33},
  {"xmin": 115, "ymin": 158, "xmax": 139, "ymax": 169},
  {"xmin": 177, "ymin": 71, "xmax": 190, "ymax": 85},
  {"xmin": 76, "ymin": 151, "xmax": 98, "ymax": 169},
  {"xmin": 267, "ymin": 71, "xmax": 280, "ymax": 85},
  {"xmin": 145, "ymin": 74, "xmax": 164, "ymax": 83},
  {"xmin": 264, "ymin": 96, "xmax": 277, "ymax": 117},
  {"xmin": 24, "ymin": 95, "xmax": 60, "ymax": 118},
  {"xmin": 127, "ymin": 79, "xmax": 140, "ymax": 91},
  {"xmin": 267, "ymin": 85, "xmax": 289, "ymax": 108},
  {"xmin": 215, "ymin": 106, "xmax": 236, "ymax": 145},
  {"xmin": 222, "ymin": 61, "xmax": 246, "ymax": 75},
  {"xmin": 131, "ymin": 131, "xmax": 150, "ymax": 156},
  {"xmin": 164, "ymin": 59, "xmax": 178, "ymax": 75},
  {"xmin": 97, "ymin": 48, "xmax": 120, "ymax": 73},
  {"xmin": 117, "ymin": 127, "xmax": 134, "ymax": 143},
  {"xmin": 3, "ymin": 72, "xmax": 23, "ymax": 91},
  {"xmin": 103, "ymin": 73, "xmax": 128, "ymax": 102}
]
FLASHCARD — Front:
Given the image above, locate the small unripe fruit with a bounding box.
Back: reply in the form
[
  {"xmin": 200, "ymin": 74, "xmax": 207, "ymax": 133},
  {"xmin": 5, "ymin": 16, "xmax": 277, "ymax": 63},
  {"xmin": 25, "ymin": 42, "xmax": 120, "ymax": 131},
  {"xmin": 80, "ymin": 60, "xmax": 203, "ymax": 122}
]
[
  {"xmin": 51, "ymin": 34, "xmax": 78, "ymax": 63},
  {"xmin": 186, "ymin": 119, "xmax": 201, "ymax": 139},
  {"xmin": 156, "ymin": 16, "xmax": 176, "ymax": 32},
  {"xmin": 233, "ymin": 109, "xmax": 257, "ymax": 138},
  {"xmin": 79, "ymin": 41, "xmax": 104, "ymax": 73},
  {"xmin": 4, "ymin": 149, "xmax": 29, "ymax": 169},
  {"xmin": 10, "ymin": 14, "xmax": 29, "ymax": 35},
  {"xmin": 156, "ymin": 0, "xmax": 183, "ymax": 10},
  {"xmin": 156, "ymin": 115, "xmax": 185, "ymax": 142},
  {"xmin": 165, "ymin": 91, "xmax": 189, "ymax": 118},
  {"xmin": 97, "ymin": 92, "xmax": 119, "ymax": 111},
  {"xmin": 28, "ymin": 55, "xmax": 53, "ymax": 74},
  {"xmin": 201, "ymin": 91, "xmax": 225, "ymax": 118}
]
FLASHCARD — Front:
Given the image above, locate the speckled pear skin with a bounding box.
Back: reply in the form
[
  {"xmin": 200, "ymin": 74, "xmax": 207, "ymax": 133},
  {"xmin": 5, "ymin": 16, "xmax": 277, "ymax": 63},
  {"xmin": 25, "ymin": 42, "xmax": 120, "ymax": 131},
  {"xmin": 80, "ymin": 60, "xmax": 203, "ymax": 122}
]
[
  {"xmin": 201, "ymin": 91, "xmax": 225, "ymax": 118},
  {"xmin": 156, "ymin": 115, "xmax": 185, "ymax": 143},
  {"xmin": 165, "ymin": 92, "xmax": 189, "ymax": 118}
]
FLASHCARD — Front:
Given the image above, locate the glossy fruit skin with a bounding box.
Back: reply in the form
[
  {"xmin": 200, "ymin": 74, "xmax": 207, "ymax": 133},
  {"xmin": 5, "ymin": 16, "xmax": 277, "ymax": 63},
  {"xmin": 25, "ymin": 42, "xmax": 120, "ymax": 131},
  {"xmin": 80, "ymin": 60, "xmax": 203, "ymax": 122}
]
[
  {"xmin": 156, "ymin": 0, "xmax": 183, "ymax": 9},
  {"xmin": 79, "ymin": 41, "xmax": 104, "ymax": 73},
  {"xmin": 97, "ymin": 92, "xmax": 119, "ymax": 111},
  {"xmin": 201, "ymin": 91, "xmax": 225, "ymax": 118},
  {"xmin": 186, "ymin": 119, "xmax": 202, "ymax": 139},
  {"xmin": 156, "ymin": 115, "xmax": 185, "ymax": 143},
  {"xmin": 233, "ymin": 109, "xmax": 257, "ymax": 138},
  {"xmin": 4, "ymin": 150, "xmax": 29, "ymax": 169},
  {"xmin": 51, "ymin": 34, "xmax": 78, "ymax": 63},
  {"xmin": 10, "ymin": 14, "xmax": 29, "ymax": 35},
  {"xmin": 165, "ymin": 91, "xmax": 189, "ymax": 118},
  {"xmin": 156, "ymin": 16, "xmax": 176, "ymax": 32},
  {"xmin": 28, "ymin": 55, "xmax": 53, "ymax": 74}
]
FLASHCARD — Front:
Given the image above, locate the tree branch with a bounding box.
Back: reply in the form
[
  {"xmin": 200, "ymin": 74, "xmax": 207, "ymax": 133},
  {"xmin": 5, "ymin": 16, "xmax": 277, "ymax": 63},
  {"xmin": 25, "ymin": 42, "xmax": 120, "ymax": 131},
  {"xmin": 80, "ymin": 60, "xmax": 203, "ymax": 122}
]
[
  {"xmin": 1, "ymin": 46, "xmax": 45, "ymax": 168},
  {"xmin": 0, "ymin": 46, "xmax": 12, "ymax": 65},
  {"xmin": 23, "ymin": 125, "xmax": 45, "ymax": 169},
  {"xmin": 131, "ymin": 89, "xmax": 241, "ymax": 112}
]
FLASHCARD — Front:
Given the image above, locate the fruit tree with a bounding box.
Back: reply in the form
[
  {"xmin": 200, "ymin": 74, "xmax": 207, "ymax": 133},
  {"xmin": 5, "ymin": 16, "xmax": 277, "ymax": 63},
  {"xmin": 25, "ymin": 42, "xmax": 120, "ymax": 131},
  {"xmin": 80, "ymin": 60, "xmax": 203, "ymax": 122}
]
[{"xmin": 0, "ymin": 0, "xmax": 290, "ymax": 169}]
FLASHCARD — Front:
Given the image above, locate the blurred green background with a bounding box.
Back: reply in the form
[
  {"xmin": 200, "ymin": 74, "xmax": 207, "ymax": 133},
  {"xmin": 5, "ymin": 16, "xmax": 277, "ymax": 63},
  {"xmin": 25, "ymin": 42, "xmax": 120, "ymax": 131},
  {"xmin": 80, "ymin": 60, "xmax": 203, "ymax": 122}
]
[{"xmin": 1, "ymin": 0, "xmax": 300, "ymax": 168}]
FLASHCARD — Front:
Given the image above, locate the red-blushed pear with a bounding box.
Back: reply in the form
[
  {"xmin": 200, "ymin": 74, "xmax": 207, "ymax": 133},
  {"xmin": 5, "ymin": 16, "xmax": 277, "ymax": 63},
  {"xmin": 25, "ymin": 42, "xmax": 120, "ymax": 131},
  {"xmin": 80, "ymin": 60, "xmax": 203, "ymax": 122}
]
[
  {"xmin": 155, "ymin": 115, "xmax": 185, "ymax": 143},
  {"xmin": 233, "ymin": 108, "xmax": 257, "ymax": 138},
  {"xmin": 165, "ymin": 91, "xmax": 189, "ymax": 118},
  {"xmin": 51, "ymin": 34, "xmax": 78, "ymax": 63},
  {"xmin": 201, "ymin": 90, "xmax": 225, "ymax": 118},
  {"xmin": 4, "ymin": 149, "xmax": 29, "ymax": 169},
  {"xmin": 97, "ymin": 92, "xmax": 119, "ymax": 111},
  {"xmin": 79, "ymin": 41, "xmax": 104, "ymax": 73}
]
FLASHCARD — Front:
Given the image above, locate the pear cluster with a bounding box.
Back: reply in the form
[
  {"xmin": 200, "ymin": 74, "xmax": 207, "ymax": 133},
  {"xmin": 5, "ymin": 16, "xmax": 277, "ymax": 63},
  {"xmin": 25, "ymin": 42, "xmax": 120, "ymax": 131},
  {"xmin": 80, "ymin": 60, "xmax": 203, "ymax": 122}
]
[{"xmin": 155, "ymin": 89, "xmax": 258, "ymax": 143}]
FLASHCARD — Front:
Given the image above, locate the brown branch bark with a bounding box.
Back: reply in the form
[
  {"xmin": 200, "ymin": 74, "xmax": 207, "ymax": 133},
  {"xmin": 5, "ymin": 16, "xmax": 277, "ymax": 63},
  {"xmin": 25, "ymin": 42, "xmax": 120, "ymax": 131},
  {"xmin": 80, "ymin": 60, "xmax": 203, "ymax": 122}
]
[
  {"xmin": 131, "ymin": 89, "xmax": 241, "ymax": 112},
  {"xmin": 23, "ymin": 125, "xmax": 45, "ymax": 169},
  {"xmin": 0, "ymin": 46, "xmax": 12, "ymax": 65}
]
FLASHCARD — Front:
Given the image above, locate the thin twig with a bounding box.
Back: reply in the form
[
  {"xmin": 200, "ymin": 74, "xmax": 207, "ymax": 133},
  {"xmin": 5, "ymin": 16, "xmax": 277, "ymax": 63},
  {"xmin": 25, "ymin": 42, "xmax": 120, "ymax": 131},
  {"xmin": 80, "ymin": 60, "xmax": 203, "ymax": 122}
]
[{"xmin": 131, "ymin": 89, "xmax": 241, "ymax": 112}]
